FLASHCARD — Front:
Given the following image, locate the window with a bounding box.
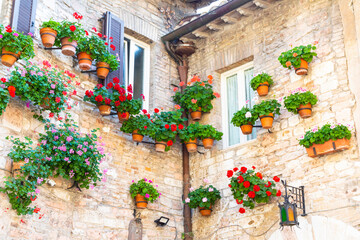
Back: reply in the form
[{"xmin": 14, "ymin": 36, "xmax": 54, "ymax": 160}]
[
  {"xmin": 123, "ymin": 35, "xmax": 150, "ymax": 109},
  {"xmin": 221, "ymin": 62, "xmax": 257, "ymax": 148}
]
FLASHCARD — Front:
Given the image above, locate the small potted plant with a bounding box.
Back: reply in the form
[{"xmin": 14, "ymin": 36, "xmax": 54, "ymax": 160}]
[
  {"xmin": 278, "ymin": 43, "xmax": 317, "ymax": 75},
  {"xmin": 253, "ymin": 100, "xmax": 281, "ymax": 129},
  {"xmin": 227, "ymin": 166, "xmax": 281, "ymax": 214},
  {"xmin": 56, "ymin": 20, "xmax": 85, "ymax": 56},
  {"xmin": 84, "ymin": 84, "xmax": 112, "ymax": 115},
  {"xmin": 184, "ymin": 183, "xmax": 221, "ymax": 216},
  {"xmin": 173, "ymin": 75, "xmax": 219, "ymax": 120},
  {"xmin": 284, "ymin": 88, "xmax": 318, "ymax": 118},
  {"xmin": 96, "ymin": 51, "xmax": 119, "ymax": 79},
  {"xmin": 130, "ymin": 179, "xmax": 160, "ymax": 209},
  {"xmin": 250, "ymin": 73, "xmax": 274, "ymax": 97},
  {"xmin": 0, "ymin": 25, "xmax": 35, "ymax": 67},
  {"xmin": 197, "ymin": 124, "xmax": 223, "ymax": 149},
  {"xmin": 299, "ymin": 123, "xmax": 352, "ymax": 157},
  {"xmin": 178, "ymin": 122, "xmax": 201, "ymax": 153},
  {"xmin": 120, "ymin": 113, "xmax": 152, "ymax": 142},
  {"xmin": 76, "ymin": 35, "xmax": 107, "ymax": 71},
  {"xmin": 231, "ymin": 107, "xmax": 258, "ymax": 135},
  {"xmin": 40, "ymin": 19, "xmax": 61, "ymax": 48}
]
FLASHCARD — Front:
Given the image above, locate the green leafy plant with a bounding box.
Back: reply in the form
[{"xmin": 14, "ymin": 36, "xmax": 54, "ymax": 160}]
[
  {"xmin": 227, "ymin": 166, "xmax": 281, "ymax": 213},
  {"xmin": 76, "ymin": 35, "xmax": 107, "ymax": 60},
  {"xmin": 284, "ymin": 88, "xmax": 318, "ymax": 114},
  {"xmin": 178, "ymin": 122, "xmax": 202, "ymax": 143},
  {"xmin": 250, "ymin": 73, "xmax": 274, "ymax": 91},
  {"xmin": 40, "ymin": 19, "xmax": 61, "ymax": 32},
  {"xmin": 55, "ymin": 20, "xmax": 85, "ymax": 46},
  {"xmin": 0, "ymin": 25, "xmax": 35, "ymax": 60},
  {"xmin": 253, "ymin": 100, "xmax": 281, "ymax": 116},
  {"xmin": 97, "ymin": 51, "xmax": 119, "ymax": 72},
  {"xmin": 197, "ymin": 124, "xmax": 223, "ymax": 141},
  {"xmin": 120, "ymin": 113, "xmax": 152, "ymax": 135},
  {"xmin": 84, "ymin": 83, "xmax": 112, "ymax": 106},
  {"xmin": 172, "ymin": 75, "xmax": 219, "ymax": 112},
  {"xmin": 0, "ymin": 84, "xmax": 10, "ymax": 115},
  {"xmin": 130, "ymin": 179, "xmax": 160, "ymax": 203},
  {"xmin": 231, "ymin": 106, "xmax": 258, "ymax": 127},
  {"xmin": 184, "ymin": 184, "xmax": 221, "ymax": 210},
  {"xmin": 109, "ymin": 82, "xmax": 142, "ymax": 115},
  {"xmin": 298, "ymin": 123, "xmax": 352, "ymax": 148},
  {"xmin": 278, "ymin": 43, "xmax": 317, "ymax": 69}
]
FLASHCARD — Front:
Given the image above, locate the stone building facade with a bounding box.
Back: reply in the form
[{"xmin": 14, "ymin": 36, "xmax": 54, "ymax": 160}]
[{"xmin": 0, "ymin": 0, "xmax": 360, "ymax": 239}]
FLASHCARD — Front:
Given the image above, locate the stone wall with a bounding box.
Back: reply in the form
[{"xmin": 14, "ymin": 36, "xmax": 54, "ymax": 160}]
[
  {"xmin": 187, "ymin": 0, "xmax": 360, "ymax": 239},
  {"xmin": 0, "ymin": 0, "xmax": 194, "ymax": 239}
]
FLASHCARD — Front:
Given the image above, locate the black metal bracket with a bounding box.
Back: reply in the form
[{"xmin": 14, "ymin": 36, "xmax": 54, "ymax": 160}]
[
  {"xmin": 67, "ymin": 181, "xmax": 82, "ymax": 192},
  {"xmin": 81, "ymin": 70, "xmax": 97, "ymax": 74},
  {"xmin": 170, "ymin": 83, "xmax": 179, "ymax": 88},
  {"xmin": 44, "ymin": 47, "xmax": 61, "ymax": 50},
  {"xmin": 136, "ymin": 141, "xmax": 156, "ymax": 146},
  {"xmin": 253, "ymin": 125, "xmax": 273, "ymax": 133},
  {"xmin": 102, "ymin": 111, "xmax": 118, "ymax": 116},
  {"xmin": 281, "ymin": 180, "xmax": 306, "ymax": 216}
]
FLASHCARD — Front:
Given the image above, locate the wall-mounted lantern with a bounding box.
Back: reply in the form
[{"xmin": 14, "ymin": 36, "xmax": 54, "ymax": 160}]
[
  {"xmin": 154, "ymin": 216, "xmax": 169, "ymax": 227},
  {"xmin": 278, "ymin": 180, "xmax": 306, "ymax": 227}
]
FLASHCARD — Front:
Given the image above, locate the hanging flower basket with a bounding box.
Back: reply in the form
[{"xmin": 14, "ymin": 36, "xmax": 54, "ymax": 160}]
[
  {"xmin": 135, "ymin": 194, "xmax": 148, "ymax": 209},
  {"xmin": 197, "ymin": 124, "xmax": 223, "ymax": 150},
  {"xmin": 1, "ymin": 49, "xmax": 21, "ymax": 67},
  {"xmin": 231, "ymin": 106, "xmax": 258, "ymax": 135},
  {"xmin": 130, "ymin": 179, "xmax": 160, "ymax": 209},
  {"xmin": 40, "ymin": 27, "xmax": 58, "ymax": 48},
  {"xmin": 189, "ymin": 107, "xmax": 202, "ymax": 120},
  {"xmin": 98, "ymin": 105, "xmax": 111, "ymax": 115},
  {"xmin": 132, "ymin": 130, "xmax": 144, "ymax": 143},
  {"xmin": 155, "ymin": 141, "xmax": 167, "ymax": 152},
  {"xmin": 294, "ymin": 59, "xmax": 308, "ymax": 75},
  {"xmin": 250, "ymin": 73, "xmax": 274, "ymax": 97},
  {"xmin": 120, "ymin": 113, "xmax": 151, "ymax": 143},
  {"xmin": 118, "ymin": 112, "xmax": 130, "ymax": 122},
  {"xmin": 185, "ymin": 138, "xmax": 198, "ymax": 153},
  {"xmin": 284, "ymin": 88, "xmax": 317, "ymax": 118},
  {"xmin": 253, "ymin": 100, "xmax": 281, "ymax": 129},
  {"xmin": 77, "ymin": 52, "xmax": 93, "ymax": 71},
  {"xmin": 306, "ymin": 138, "xmax": 350, "ymax": 158},
  {"xmin": 61, "ymin": 37, "xmax": 78, "ymax": 56},
  {"xmin": 199, "ymin": 205, "xmax": 212, "ymax": 216}
]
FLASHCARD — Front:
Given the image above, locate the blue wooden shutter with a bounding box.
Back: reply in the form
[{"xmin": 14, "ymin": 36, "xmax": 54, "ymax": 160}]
[{"xmin": 11, "ymin": 0, "xmax": 37, "ymax": 34}]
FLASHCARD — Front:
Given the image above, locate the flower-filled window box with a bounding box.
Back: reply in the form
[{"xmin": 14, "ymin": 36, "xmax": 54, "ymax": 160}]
[
  {"xmin": 231, "ymin": 106, "xmax": 258, "ymax": 135},
  {"xmin": 130, "ymin": 178, "xmax": 161, "ymax": 209},
  {"xmin": 299, "ymin": 123, "xmax": 352, "ymax": 157},
  {"xmin": 0, "ymin": 25, "xmax": 35, "ymax": 67},
  {"xmin": 284, "ymin": 88, "xmax": 318, "ymax": 118},
  {"xmin": 227, "ymin": 166, "xmax": 281, "ymax": 214},
  {"xmin": 278, "ymin": 43, "xmax": 317, "ymax": 75},
  {"xmin": 250, "ymin": 73, "xmax": 274, "ymax": 97},
  {"xmin": 253, "ymin": 100, "xmax": 281, "ymax": 129}
]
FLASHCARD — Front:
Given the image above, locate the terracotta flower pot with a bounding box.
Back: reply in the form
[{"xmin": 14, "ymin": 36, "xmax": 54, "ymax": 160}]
[
  {"xmin": 98, "ymin": 105, "xmax": 111, "ymax": 115},
  {"xmin": 199, "ymin": 205, "xmax": 212, "ymax": 216},
  {"xmin": 185, "ymin": 138, "xmax": 197, "ymax": 153},
  {"xmin": 40, "ymin": 27, "xmax": 57, "ymax": 48},
  {"xmin": 297, "ymin": 103, "xmax": 312, "ymax": 118},
  {"xmin": 12, "ymin": 161, "xmax": 25, "ymax": 178},
  {"xmin": 61, "ymin": 37, "xmax": 77, "ymax": 56},
  {"xmin": 96, "ymin": 62, "xmax": 110, "ymax": 79},
  {"xmin": 256, "ymin": 81, "xmax": 269, "ymax": 96},
  {"xmin": 295, "ymin": 58, "xmax": 308, "ymax": 75},
  {"xmin": 259, "ymin": 113, "xmax": 274, "ymax": 129},
  {"xmin": 202, "ymin": 138, "xmax": 214, "ymax": 149},
  {"xmin": 118, "ymin": 112, "xmax": 130, "ymax": 122},
  {"xmin": 135, "ymin": 194, "xmax": 148, "ymax": 209},
  {"xmin": 1, "ymin": 48, "xmax": 20, "ymax": 67},
  {"xmin": 240, "ymin": 124, "xmax": 253, "ymax": 135},
  {"xmin": 306, "ymin": 138, "xmax": 350, "ymax": 157},
  {"xmin": 155, "ymin": 141, "xmax": 166, "ymax": 153},
  {"xmin": 77, "ymin": 52, "xmax": 93, "ymax": 71},
  {"xmin": 40, "ymin": 97, "xmax": 51, "ymax": 109},
  {"xmin": 190, "ymin": 107, "xmax": 202, "ymax": 120},
  {"xmin": 132, "ymin": 129, "xmax": 144, "ymax": 143}
]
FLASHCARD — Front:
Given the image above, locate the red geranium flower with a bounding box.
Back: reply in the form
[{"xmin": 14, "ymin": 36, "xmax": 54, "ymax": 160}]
[
  {"xmin": 95, "ymin": 95, "xmax": 104, "ymax": 102},
  {"xmin": 105, "ymin": 42, "xmax": 108, "ymax": 46},
  {"xmin": 142, "ymin": 109, "xmax": 147, "ymax": 114},
  {"xmin": 113, "ymin": 77, "xmax": 120, "ymax": 84},
  {"xmin": 121, "ymin": 113, "xmax": 127, "ymax": 118},
  {"xmin": 273, "ymin": 176, "xmax": 280, "ymax": 182},
  {"xmin": 5, "ymin": 25, "xmax": 12, "ymax": 33},
  {"xmin": 248, "ymin": 191, "xmax": 255, "ymax": 198},
  {"xmin": 167, "ymin": 140, "xmax": 173, "ymax": 146},
  {"xmin": 127, "ymin": 94, "xmax": 132, "ymax": 101},
  {"xmin": 84, "ymin": 30, "xmax": 89, "ymax": 36},
  {"xmin": 49, "ymin": 113, "xmax": 54, "ymax": 118},
  {"xmin": 266, "ymin": 191, "xmax": 272, "ymax": 196},
  {"xmin": 33, "ymin": 207, "xmax": 41, "ymax": 213},
  {"xmin": 226, "ymin": 170, "xmax": 233, "ymax": 178},
  {"xmin": 154, "ymin": 108, "xmax": 159, "ymax": 113},
  {"xmin": 164, "ymin": 124, "xmax": 170, "ymax": 129},
  {"xmin": 236, "ymin": 199, "xmax": 243, "ymax": 204},
  {"xmin": 127, "ymin": 84, "xmax": 133, "ymax": 93},
  {"xmin": 97, "ymin": 33, "xmax": 103, "ymax": 38},
  {"xmin": 239, "ymin": 207, "xmax": 245, "ymax": 214},
  {"xmin": 253, "ymin": 185, "xmax": 260, "ymax": 192},
  {"xmin": 178, "ymin": 124, "xmax": 184, "ymax": 130},
  {"xmin": 276, "ymin": 190, "xmax": 281, "ymax": 196},
  {"xmin": 240, "ymin": 167, "xmax": 247, "ymax": 174},
  {"xmin": 170, "ymin": 124, "xmax": 177, "ymax": 131},
  {"xmin": 104, "ymin": 98, "xmax": 111, "ymax": 105},
  {"xmin": 114, "ymin": 101, "xmax": 120, "ymax": 107},
  {"xmin": 107, "ymin": 82, "xmax": 113, "ymax": 89},
  {"xmin": 70, "ymin": 25, "xmax": 76, "ymax": 32},
  {"xmin": 252, "ymin": 166, "xmax": 256, "ymax": 169},
  {"xmin": 92, "ymin": 27, "xmax": 97, "ymax": 32},
  {"xmin": 256, "ymin": 172, "xmax": 263, "ymax": 179},
  {"xmin": 237, "ymin": 175, "xmax": 244, "ymax": 183},
  {"xmin": 233, "ymin": 167, "xmax": 238, "ymax": 172},
  {"xmin": 144, "ymin": 126, "xmax": 148, "ymax": 130},
  {"xmin": 265, "ymin": 181, "xmax": 272, "ymax": 188},
  {"xmin": 119, "ymin": 95, "xmax": 126, "ymax": 102},
  {"xmin": 243, "ymin": 181, "xmax": 250, "ymax": 188},
  {"xmin": 228, "ymin": 184, "xmax": 232, "ymax": 188},
  {"xmin": 1, "ymin": 78, "xmax": 7, "ymax": 83},
  {"xmin": 8, "ymin": 86, "xmax": 16, "ymax": 97},
  {"xmin": 110, "ymin": 44, "xmax": 116, "ymax": 50},
  {"xmin": 55, "ymin": 97, "xmax": 61, "ymax": 103},
  {"xmin": 109, "ymin": 37, "xmax": 113, "ymax": 42}
]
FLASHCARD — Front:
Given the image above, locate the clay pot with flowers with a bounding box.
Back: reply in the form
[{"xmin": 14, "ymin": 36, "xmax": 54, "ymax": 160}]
[
  {"xmin": 76, "ymin": 35, "xmax": 108, "ymax": 71},
  {"xmin": 40, "ymin": 19, "xmax": 61, "ymax": 48},
  {"xmin": 253, "ymin": 100, "xmax": 281, "ymax": 129},
  {"xmin": 284, "ymin": 88, "xmax": 318, "ymax": 118},
  {"xmin": 231, "ymin": 106, "xmax": 258, "ymax": 135},
  {"xmin": 147, "ymin": 109, "xmax": 185, "ymax": 152},
  {"xmin": 278, "ymin": 43, "xmax": 317, "ymax": 75},
  {"xmin": 96, "ymin": 51, "xmax": 119, "ymax": 79},
  {"xmin": 120, "ymin": 113, "xmax": 152, "ymax": 143},
  {"xmin": 184, "ymin": 181, "xmax": 221, "ymax": 216},
  {"xmin": 299, "ymin": 123, "xmax": 352, "ymax": 157},
  {"xmin": 0, "ymin": 25, "xmax": 35, "ymax": 67},
  {"xmin": 227, "ymin": 166, "xmax": 281, "ymax": 214},
  {"xmin": 172, "ymin": 75, "xmax": 219, "ymax": 121},
  {"xmin": 197, "ymin": 124, "xmax": 223, "ymax": 149},
  {"xmin": 6, "ymin": 60, "xmax": 75, "ymax": 120},
  {"xmin": 84, "ymin": 84, "xmax": 112, "ymax": 116},
  {"xmin": 55, "ymin": 18, "xmax": 85, "ymax": 56},
  {"xmin": 130, "ymin": 179, "xmax": 161, "ymax": 209},
  {"xmin": 178, "ymin": 122, "xmax": 201, "ymax": 153},
  {"xmin": 250, "ymin": 73, "xmax": 274, "ymax": 97}
]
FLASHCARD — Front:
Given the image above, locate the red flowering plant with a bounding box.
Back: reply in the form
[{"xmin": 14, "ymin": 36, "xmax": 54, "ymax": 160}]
[
  {"xmin": 83, "ymin": 83, "xmax": 112, "ymax": 107},
  {"xmin": 147, "ymin": 109, "xmax": 186, "ymax": 151},
  {"xmin": 109, "ymin": 81, "xmax": 142, "ymax": 116},
  {"xmin": 120, "ymin": 111, "xmax": 152, "ymax": 136},
  {"xmin": 5, "ymin": 60, "xmax": 75, "ymax": 121},
  {"xmin": 54, "ymin": 19, "xmax": 85, "ymax": 46},
  {"xmin": 227, "ymin": 166, "xmax": 281, "ymax": 214}
]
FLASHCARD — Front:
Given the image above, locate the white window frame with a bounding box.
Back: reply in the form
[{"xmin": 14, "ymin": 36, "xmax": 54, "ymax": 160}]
[
  {"xmin": 221, "ymin": 62, "xmax": 254, "ymax": 149},
  {"xmin": 124, "ymin": 34, "xmax": 150, "ymax": 110}
]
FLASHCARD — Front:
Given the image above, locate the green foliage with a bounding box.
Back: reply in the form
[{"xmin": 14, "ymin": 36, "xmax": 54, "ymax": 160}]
[
  {"xmin": 253, "ymin": 99, "xmax": 281, "ymax": 116},
  {"xmin": 0, "ymin": 25, "xmax": 35, "ymax": 60},
  {"xmin": 231, "ymin": 106, "xmax": 258, "ymax": 127},
  {"xmin": 110, "ymin": 84, "xmax": 142, "ymax": 115},
  {"xmin": 84, "ymin": 83, "xmax": 111, "ymax": 106},
  {"xmin": 172, "ymin": 79, "xmax": 217, "ymax": 112},
  {"xmin": 130, "ymin": 179, "xmax": 160, "ymax": 203},
  {"xmin": 120, "ymin": 113, "xmax": 152, "ymax": 135},
  {"xmin": 250, "ymin": 73, "xmax": 274, "ymax": 90},
  {"xmin": 178, "ymin": 122, "xmax": 202, "ymax": 143},
  {"xmin": 55, "ymin": 20, "xmax": 85, "ymax": 46},
  {"xmin": 278, "ymin": 44, "xmax": 317, "ymax": 69},
  {"xmin": 0, "ymin": 86, "xmax": 10, "ymax": 116},
  {"xmin": 299, "ymin": 123, "xmax": 352, "ymax": 148},
  {"xmin": 284, "ymin": 89, "xmax": 318, "ymax": 114},
  {"xmin": 6, "ymin": 61, "xmax": 75, "ymax": 119},
  {"xmin": 97, "ymin": 52, "xmax": 119, "ymax": 72},
  {"xmin": 184, "ymin": 185, "xmax": 221, "ymax": 209},
  {"xmin": 197, "ymin": 124, "xmax": 223, "ymax": 141},
  {"xmin": 40, "ymin": 19, "xmax": 61, "ymax": 32},
  {"xmin": 76, "ymin": 35, "xmax": 107, "ymax": 60}
]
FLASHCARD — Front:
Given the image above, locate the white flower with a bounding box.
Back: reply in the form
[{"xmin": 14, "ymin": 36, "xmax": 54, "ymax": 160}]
[
  {"xmin": 185, "ymin": 198, "xmax": 190, "ymax": 203},
  {"xmin": 203, "ymin": 178, "xmax": 209, "ymax": 183},
  {"xmin": 245, "ymin": 112, "xmax": 252, "ymax": 118},
  {"xmin": 189, "ymin": 187, "xmax": 194, "ymax": 192},
  {"xmin": 202, "ymin": 197, "xmax": 208, "ymax": 202},
  {"xmin": 299, "ymin": 135, "xmax": 304, "ymax": 140},
  {"xmin": 208, "ymin": 187, "xmax": 214, "ymax": 192}
]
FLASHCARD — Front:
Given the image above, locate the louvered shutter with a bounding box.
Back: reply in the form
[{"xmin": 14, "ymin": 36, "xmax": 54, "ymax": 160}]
[
  {"xmin": 11, "ymin": 0, "xmax": 37, "ymax": 34},
  {"xmin": 103, "ymin": 11, "xmax": 124, "ymax": 86}
]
